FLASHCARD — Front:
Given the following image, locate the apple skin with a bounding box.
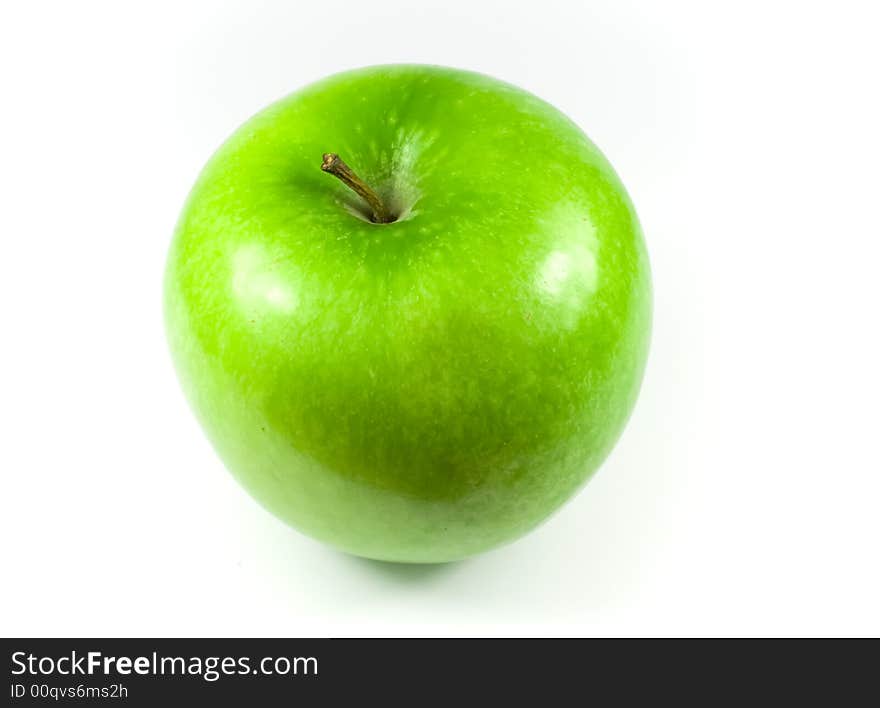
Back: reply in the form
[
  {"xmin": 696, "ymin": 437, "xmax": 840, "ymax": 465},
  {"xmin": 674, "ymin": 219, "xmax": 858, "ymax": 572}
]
[{"xmin": 164, "ymin": 65, "xmax": 651, "ymax": 563}]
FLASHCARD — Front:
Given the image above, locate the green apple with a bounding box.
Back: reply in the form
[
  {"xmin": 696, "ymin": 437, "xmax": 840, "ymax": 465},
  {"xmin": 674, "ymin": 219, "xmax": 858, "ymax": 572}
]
[{"xmin": 164, "ymin": 65, "xmax": 651, "ymax": 563}]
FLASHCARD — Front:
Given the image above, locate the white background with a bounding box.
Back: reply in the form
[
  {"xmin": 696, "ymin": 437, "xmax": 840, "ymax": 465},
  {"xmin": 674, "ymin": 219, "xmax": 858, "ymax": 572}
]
[{"xmin": 1, "ymin": 0, "xmax": 878, "ymax": 637}]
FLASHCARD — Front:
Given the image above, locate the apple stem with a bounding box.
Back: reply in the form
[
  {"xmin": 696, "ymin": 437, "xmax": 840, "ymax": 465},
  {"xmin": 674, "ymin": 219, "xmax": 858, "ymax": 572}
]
[{"xmin": 321, "ymin": 153, "xmax": 394, "ymax": 223}]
